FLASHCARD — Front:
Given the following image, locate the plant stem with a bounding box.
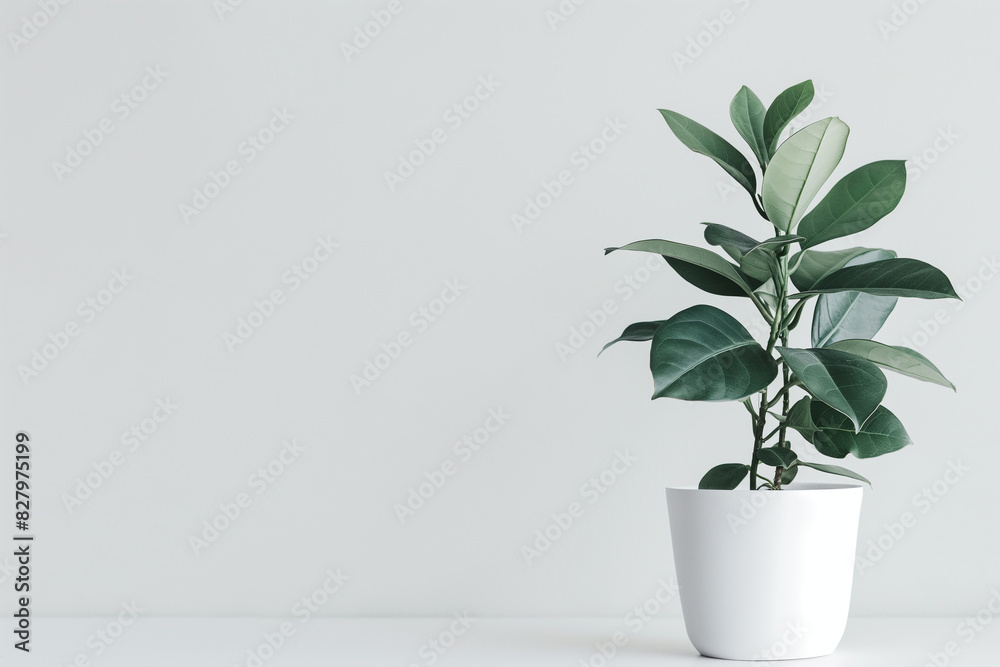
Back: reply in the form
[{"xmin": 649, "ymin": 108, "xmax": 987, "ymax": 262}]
[
  {"xmin": 771, "ymin": 253, "xmax": 793, "ymax": 489},
  {"xmin": 762, "ymin": 424, "xmax": 782, "ymax": 442},
  {"xmin": 766, "ymin": 380, "xmax": 799, "ymax": 408},
  {"xmin": 748, "ymin": 387, "xmax": 769, "ymax": 490}
]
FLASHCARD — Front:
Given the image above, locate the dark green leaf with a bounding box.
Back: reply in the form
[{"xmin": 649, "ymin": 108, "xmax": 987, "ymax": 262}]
[
  {"xmin": 826, "ymin": 339, "xmax": 955, "ymax": 390},
  {"xmin": 599, "ymin": 321, "xmax": 667, "ymax": 356},
  {"xmin": 762, "ymin": 80, "xmax": 815, "ymax": 156},
  {"xmin": 650, "ymin": 305, "xmax": 778, "ymax": 401},
  {"xmin": 665, "ymin": 257, "xmax": 764, "ymax": 297},
  {"xmin": 762, "ymin": 118, "xmax": 850, "ymax": 232},
  {"xmin": 790, "ymin": 247, "xmax": 890, "ymax": 291},
  {"xmin": 792, "ymin": 258, "xmax": 960, "ymax": 300},
  {"xmin": 807, "ymin": 400, "xmax": 912, "ymax": 459},
  {"xmin": 730, "ymin": 86, "xmax": 768, "ymax": 170},
  {"xmin": 703, "ymin": 223, "xmax": 760, "ymax": 262},
  {"xmin": 780, "ymin": 465, "xmax": 798, "ymax": 485},
  {"xmin": 757, "ymin": 446, "xmax": 799, "ymax": 468},
  {"xmin": 811, "ymin": 249, "xmax": 898, "ymax": 347},
  {"xmin": 776, "ymin": 347, "xmax": 887, "ymax": 430},
  {"xmin": 607, "ymin": 240, "xmax": 758, "ymax": 298},
  {"xmin": 659, "ymin": 109, "xmax": 757, "ymax": 197},
  {"xmin": 699, "ymin": 463, "xmax": 750, "ymax": 490},
  {"xmin": 785, "ymin": 396, "xmax": 820, "ymax": 441},
  {"xmin": 798, "ymin": 161, "xmax": 907, "ymax": 249},
  {"xmin": 740, "ymin": 235, "xmax": 806, "ymax": 281},
  {"xmin": 740, "ymin": 248, "xmax": 778, "ymax": 282},
  {"xmin": 796, "ymin": 460, "xmax": 871, "ymax": 486}
]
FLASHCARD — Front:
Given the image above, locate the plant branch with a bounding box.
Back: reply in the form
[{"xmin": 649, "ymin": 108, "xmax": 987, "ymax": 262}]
[
  {"xmin": 766, "ymin": 379, "xmax": 800, "ymax": 408},
  {"xmin": 748, "ymin": 385, "xmax": 770, "ymax": 489},
  {"xmin": 755, "ymin": 473, "xmax": 775, "ymax": 489},
  {"xmin": 771, "ymin": 252, "xmax": 794, "ymax": 489}
]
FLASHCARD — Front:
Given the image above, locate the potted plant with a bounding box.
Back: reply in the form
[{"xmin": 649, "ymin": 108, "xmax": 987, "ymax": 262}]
[{"xmin": 602, "ymin": 80, "xmax": 958, "ymax": 660}]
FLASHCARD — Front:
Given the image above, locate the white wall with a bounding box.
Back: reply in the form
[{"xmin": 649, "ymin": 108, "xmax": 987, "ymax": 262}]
[{"xmin": 1, "ymin": 0, "xmax": 998, "ymax": 618}]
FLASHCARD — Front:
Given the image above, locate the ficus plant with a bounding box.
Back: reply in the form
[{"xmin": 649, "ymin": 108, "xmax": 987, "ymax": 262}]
[{"xmin": 602, "ymin": 80, "xmax": 959, "ymax": 490}]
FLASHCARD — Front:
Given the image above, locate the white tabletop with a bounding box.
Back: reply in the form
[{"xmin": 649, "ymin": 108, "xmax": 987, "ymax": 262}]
[{"xmin": 30, "ymin": 617, "xmax": 998, "ymax": 665}]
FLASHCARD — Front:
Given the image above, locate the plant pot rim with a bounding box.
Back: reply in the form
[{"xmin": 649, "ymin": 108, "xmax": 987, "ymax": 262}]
[{"xmin": 666, "ymin": 482, "xmax": 863, "ymax": 493}]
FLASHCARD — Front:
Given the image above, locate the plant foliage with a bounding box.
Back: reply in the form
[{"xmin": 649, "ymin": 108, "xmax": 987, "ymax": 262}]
[{"xmin": 603, "ymin": 81, "xmax": 959, "ymax": 489}]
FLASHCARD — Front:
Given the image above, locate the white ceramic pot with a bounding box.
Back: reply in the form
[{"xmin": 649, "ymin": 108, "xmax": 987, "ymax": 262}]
[{"xmin": 665, "ymin": 483, "xmax": 863, "ymax": 661}]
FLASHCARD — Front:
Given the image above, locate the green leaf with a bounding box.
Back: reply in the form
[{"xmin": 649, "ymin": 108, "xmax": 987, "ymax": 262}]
[
  {"xmin": 740, "ymin": 248, "xmax": 778, "ymax": 282},
  {"xmin": 702, "ymin": 223, "xmax": 760, "ymax": 262},
  {"xmin": 785, "ymin": 396, "xmax": 820, "ymax": 441},
  {"xmin": 650, "ymin": 305, "xmax": 778, "ymax": 401},
  {"xmin": 740, "ymin": 235, "xmax": 806, "ymax": 282},
  {"xmin": 776, "ymin": 347, "xmax": 887, "ymax": 430},
  {"xmin": 797, "ymin": 399, "xmax": 912, "ymax": 459},
  {"xmin": 762, "ymin": 80, "xmax": 815, "ymax": 156},
  {"xmin": 599, "ymin": 321, "xmax": 667, "ymax": 356},
  {"xmin": 754, "ymin": 277, "xmax": 780, "ymax": 313},
  {"xmin": 664, "ymin": 258, "xmax": 764, "ymax": 297},
  {"xmin": 792, "ymin": 258, "xmax": 960, "ymax": 300},
  {"xmin": 780, "ymin": 465, "xmax": 798, "ymax": 485},
  {"xmin": 754, "ymin": 234, "xmax": 807, "ymax": 253},
  {"xmin": 699, "ymin": 463, "xmax": 750, "ymax": 490},
  {"xmin": 790, "ymin": 246, "xmax": 889, "ymax": 291},
  {"xmin": 757, "ymin": 446, "xmax": 798, "ymax": 468},
  {"xmin": 762, "ymin": 117, "xmax": 850, "ymax": 232},
  {"xmin": 826, "ymin": 339, "xmax": 955, "ymax": 390},
  {"xmin": 607, "ymin": 240, "xmax": 758, "ymax": 298},
  {"xmin": 796, "ymin": 460, "xmax": 871, "ymax": 486},
  {"xmin": 659, "ymin": 109, "xmax": 757, "ymax": 197},
  {"xmin": 811, "ymin": 249, "xmax": 898, "ymax": 347},
  {"xmin": 730, "ymin": 86, "xmax": 769, "ymax": 170},
  {"xmin": 798, "ymin": 161, "xmax": 907, "ymax": 249}
]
